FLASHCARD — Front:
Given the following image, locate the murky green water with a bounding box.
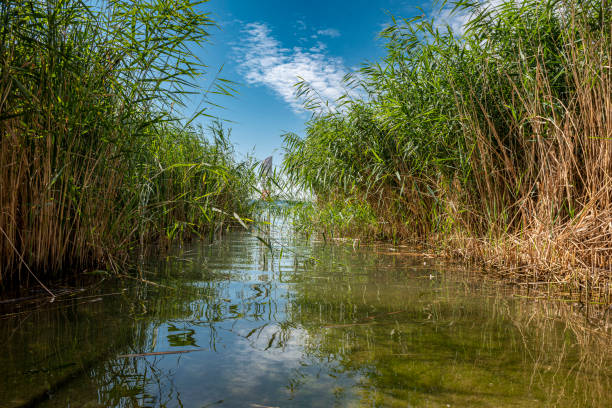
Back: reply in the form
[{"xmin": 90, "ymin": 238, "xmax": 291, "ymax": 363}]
[{"xmin": 1, "ymin": 219, "xmax": 610, "ymax": 407}]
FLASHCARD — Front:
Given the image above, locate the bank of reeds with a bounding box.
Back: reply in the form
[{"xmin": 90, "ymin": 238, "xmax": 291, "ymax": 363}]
[
  {"xmin": 283, "ymin": 0, "xmax": 612, "ymax": 298},
  {"xmin": 0, "ymin": 1, "xmax": 254, "ymax": 286}
]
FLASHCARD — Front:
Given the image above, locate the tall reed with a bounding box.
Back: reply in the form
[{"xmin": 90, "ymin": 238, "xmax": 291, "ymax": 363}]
[
  {"xmin": 284, "ymin": 0, "xmax": 611, "ymax": 293},
  {"xmin": 0, "ymin": 0, "xmax": 254, "ymax": 286}
]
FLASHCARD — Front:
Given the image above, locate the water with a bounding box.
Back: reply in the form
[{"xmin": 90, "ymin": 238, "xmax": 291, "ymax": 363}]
[{"xmin": 1, "ymin": 219, "xmax": 610, "ymax": 407}]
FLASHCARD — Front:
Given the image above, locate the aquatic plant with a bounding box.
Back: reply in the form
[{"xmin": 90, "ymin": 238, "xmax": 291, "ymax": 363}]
[
  {"xmin": 0, "ymin": 0, "xmax": 254, "ymax": 285},
  {"xmin": 283, "ymin": 0, "xmax": 611, "ymax": 293}
]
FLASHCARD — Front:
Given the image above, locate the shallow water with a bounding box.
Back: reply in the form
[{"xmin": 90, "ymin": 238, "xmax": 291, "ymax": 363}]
[{"xmin": 1, "ymin": 219, "xmax": 610, "ymax": 407}]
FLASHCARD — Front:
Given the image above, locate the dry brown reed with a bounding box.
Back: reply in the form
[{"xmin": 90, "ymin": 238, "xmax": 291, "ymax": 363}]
[{"xmin": 448, "ymin": 8, "xmax": 612, "ymax": 299}]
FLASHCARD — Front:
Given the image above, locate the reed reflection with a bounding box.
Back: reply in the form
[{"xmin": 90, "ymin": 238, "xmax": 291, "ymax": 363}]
[{"xmin": 1, "ymin": 221, "xmax": 609, "ymax": 408}]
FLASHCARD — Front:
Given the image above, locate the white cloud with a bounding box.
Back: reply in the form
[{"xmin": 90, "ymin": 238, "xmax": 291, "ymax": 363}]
[
  {"xmin": 316, "ymin": 28, "xmax": 341, "ymax": 38},
  {"xmin": 434, "ymin": 0, "xmax": 509, "ymax": 35},
  {"xmin": 234, "ymin": 22, "xmax": 351, "ymax": 113},
  {"xmin": 436, "ymin": 7, "xmax": 471, "ymax": 35}
]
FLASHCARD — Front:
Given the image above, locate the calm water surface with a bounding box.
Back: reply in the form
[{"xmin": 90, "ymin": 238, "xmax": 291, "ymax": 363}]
[{"xmin": 1, "ymin": 219, "xmax": 610, "ymax": 407}]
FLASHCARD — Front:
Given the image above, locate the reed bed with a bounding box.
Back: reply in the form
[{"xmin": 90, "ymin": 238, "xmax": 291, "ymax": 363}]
[
  {"xmin": 0, "ymin": 0, "xmax": 254, "ymax": 287},
  {"xmin": 283, "ymin": 0, "xmax": 612, "ymax": 298}
]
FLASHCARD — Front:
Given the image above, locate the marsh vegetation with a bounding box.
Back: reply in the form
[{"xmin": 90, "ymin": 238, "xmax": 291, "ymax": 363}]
[
  {"xmin": 283, "ymin": 0, "xmax": 612, "ymax": 299},
  {"xmin": 0, "ymin": 0, "xmax": 255, "ymax": 286}
]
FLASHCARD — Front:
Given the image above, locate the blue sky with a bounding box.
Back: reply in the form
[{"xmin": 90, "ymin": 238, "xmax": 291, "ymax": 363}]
[{"xmin": 188, "ymin": 1, "xmax": 450, "ymax": 163}]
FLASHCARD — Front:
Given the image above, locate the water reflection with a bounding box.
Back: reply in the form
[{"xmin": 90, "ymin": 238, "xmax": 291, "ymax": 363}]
[{"xmin": 0, "ymin": 218, "xmax": 610, "ymax": 407}]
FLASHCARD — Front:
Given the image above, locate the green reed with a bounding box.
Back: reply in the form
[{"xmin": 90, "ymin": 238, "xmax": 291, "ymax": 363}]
[
  {"xmin": 283, "ymin": 0, "xmax": 612, "ymax": 290},
  {"xmin": 0, "ymin": 0, "xmax": 255, "ymax": 286}
]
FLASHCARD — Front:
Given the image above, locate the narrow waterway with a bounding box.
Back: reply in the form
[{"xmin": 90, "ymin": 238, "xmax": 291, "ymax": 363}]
[{"xmin": 1, "ymin": 218, "xmax": 610, "ymax": 407}]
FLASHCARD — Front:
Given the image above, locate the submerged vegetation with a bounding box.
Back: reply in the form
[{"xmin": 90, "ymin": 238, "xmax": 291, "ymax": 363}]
[
  {"xmin": 0, "ymin": 0, "xmax": 254, "ymax": 286},
  {"xmin": 284, "ymin": 0, "xmax": 612, "ymax": 296}
]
